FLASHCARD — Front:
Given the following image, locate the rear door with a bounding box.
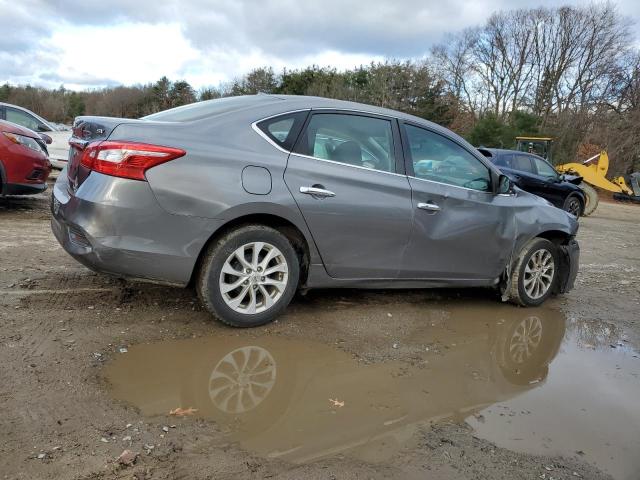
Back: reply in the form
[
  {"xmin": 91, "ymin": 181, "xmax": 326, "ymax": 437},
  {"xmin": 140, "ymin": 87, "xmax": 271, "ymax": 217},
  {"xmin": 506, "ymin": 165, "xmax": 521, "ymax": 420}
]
[
  {"xmin": 284, "ymin": 110, "xmax": 413, "ymax": 279},
  {"xmin": 400, "ymin": 122, "xmax": 513, "ymax": 280},
  {"xmin": 508, "ymin": 153, "xmax": 549, "ymax": 198}
]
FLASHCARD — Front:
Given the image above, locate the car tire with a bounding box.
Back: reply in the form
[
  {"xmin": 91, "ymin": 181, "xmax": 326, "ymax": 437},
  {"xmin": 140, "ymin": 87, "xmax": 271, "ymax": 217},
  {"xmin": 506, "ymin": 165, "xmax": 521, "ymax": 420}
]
[
  {"xmin": 505, "ymin": 238, "xmax": 559, "ymax": 307},
  {"xmin": 197, "ymin": 224, "xmax": 300, "ymax": 327},
  {"xmin": 580, "ymin": 182, "xmax": 598, "ymax": 216},
  {"xmin": 562, "ymin": 194, "xmax": 583, "ymax": 217}
]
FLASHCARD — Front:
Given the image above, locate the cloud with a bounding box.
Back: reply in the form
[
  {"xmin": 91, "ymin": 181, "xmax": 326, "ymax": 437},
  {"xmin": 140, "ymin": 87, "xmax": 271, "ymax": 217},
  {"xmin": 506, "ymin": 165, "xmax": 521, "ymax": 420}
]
[
  {"xmin": 44, "ymin": 22, "xmax": 200, "ymax": 88},
  {"xmin": 0, "ymin": 0, "xmax": 638, "ymax": 90}
]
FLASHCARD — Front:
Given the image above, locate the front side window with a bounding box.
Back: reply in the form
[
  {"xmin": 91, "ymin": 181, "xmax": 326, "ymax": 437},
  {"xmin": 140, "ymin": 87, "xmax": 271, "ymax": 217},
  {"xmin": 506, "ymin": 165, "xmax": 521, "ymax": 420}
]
[
  {"xmin": 295, "ymin": 113, "xmax": 395, "ymax": 173},
  {"xmin": 6, "ymin": 108, "xmax": 45, "ymax": 131},
  {"xmin": 256, "ymin": 111, "xmax": 307, "ymax": 151},
  {"xmin": 405, "ymin": 124, "xmax": 491, "ymax": 192},
  {"xmin": 532, "ymin": 156, "xmax": 558, "ymax": 179}
]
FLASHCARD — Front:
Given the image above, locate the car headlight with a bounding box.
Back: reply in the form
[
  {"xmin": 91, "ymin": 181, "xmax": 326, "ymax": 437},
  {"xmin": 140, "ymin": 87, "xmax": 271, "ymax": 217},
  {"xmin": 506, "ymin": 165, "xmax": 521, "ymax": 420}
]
[{"xmin": 2, "ymin": 131, "xmax": 45, "ymax": 154}]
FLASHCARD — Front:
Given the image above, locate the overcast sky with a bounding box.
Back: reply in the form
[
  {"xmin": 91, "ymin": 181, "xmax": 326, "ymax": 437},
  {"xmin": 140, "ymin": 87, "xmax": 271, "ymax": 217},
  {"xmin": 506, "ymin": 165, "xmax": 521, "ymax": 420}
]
[{"xmin": 1, "ymin": 0, "xmax": 638, "ymax": 91}]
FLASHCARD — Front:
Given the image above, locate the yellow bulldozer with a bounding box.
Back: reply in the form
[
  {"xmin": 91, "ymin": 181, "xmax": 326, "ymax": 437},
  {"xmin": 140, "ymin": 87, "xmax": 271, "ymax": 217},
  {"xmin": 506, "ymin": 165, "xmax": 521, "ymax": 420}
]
[{"xmin": 515, "ymin": 137, "xmax": 640, "ymax": 216}]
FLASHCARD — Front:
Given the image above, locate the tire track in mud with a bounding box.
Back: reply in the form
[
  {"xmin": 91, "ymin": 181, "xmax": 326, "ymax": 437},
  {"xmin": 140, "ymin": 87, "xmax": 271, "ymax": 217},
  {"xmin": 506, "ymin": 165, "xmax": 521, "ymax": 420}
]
[{"xmin": 9, "ymin": 271, "xmax": 120, "ymax": 359}]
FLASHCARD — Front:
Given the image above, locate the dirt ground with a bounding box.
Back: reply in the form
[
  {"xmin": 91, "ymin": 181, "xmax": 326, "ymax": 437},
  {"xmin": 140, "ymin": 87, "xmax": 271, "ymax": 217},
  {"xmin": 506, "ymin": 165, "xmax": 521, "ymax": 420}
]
[{"xmin": 1, "ymin": 177, "xmax": 639, "ymax": 480}]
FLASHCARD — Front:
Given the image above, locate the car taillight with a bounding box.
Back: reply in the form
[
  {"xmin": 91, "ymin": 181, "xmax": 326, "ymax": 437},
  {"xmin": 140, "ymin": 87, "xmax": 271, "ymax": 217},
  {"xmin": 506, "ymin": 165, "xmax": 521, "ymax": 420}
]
[{"xmin": 79, "ymin": 141, "xmax": 185, "ymax": 181}]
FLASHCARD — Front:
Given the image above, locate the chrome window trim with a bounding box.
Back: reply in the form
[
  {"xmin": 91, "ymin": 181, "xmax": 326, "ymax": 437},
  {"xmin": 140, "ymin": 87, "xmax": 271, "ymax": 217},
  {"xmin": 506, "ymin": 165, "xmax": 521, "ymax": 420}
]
[
  {"xmin": 252, "ymin": 107, "xmax": 495, "ymax": 190},
  {"xmin": 251, "ymin": 107, "xmax": 396, "ymax": 154},
  {"xmin": 251, "ymin": 109, "xmax": 311, "ymax": 154},
  {"xmin": 408, "ymin": 174, "xmax": 494, "ymax": 194},
  {"xmin": 310, "ymin": 106, "xmax": 397, "ymax": 119}
]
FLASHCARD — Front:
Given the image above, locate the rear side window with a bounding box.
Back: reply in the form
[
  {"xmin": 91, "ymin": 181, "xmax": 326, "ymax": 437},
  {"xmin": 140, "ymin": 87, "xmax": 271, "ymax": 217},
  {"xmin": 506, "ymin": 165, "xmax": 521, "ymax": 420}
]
[
  {"xmin": 511, "ymin": 154, "xmax": 535, "ymax": 173},
  {"xmin": 493, "ymin": 153, "xmax": 510, "ymax": 167},
  {"xmin": 294, "ymin": 113, "xmax": 395, "ymax": 173},
  {"xmin": 256, "ymin": 111, "xmax": 308, "ymax": 151}
]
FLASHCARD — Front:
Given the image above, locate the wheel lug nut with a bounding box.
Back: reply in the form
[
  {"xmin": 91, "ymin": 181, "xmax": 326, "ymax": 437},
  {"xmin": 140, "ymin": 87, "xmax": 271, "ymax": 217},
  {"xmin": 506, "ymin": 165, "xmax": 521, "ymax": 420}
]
[
  {"xmin": 257, "ymin": 267, "xmax": 262, "ymax": 272},
  {"xmin": 246, "ymin": 268, "xmax": 251, "ymax": 273},
  {"xmin": 261, "ymin": 276, "xmax": 265, "ymax": 281},
  {"xmin": 243, "ymin": 280, "xmax": 249, "ymax": 285},
  {"xmin": 252, "ymin": 285, "xmax": 258, "ymax": 289}
]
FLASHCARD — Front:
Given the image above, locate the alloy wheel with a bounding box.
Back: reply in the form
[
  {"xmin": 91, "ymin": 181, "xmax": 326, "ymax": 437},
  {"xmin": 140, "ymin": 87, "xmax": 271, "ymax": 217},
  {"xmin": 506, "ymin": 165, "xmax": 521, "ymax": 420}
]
[
  {"xmin": 567, "ymin": 197, "xmax": 581, "ymax": 216},
  {"xmin": 219, "ymin": 242, "xmax": 289, "ymax": 314},
  {"xmin": 523, "ymin": 249, "xmax": 555, "ymax": 299}
]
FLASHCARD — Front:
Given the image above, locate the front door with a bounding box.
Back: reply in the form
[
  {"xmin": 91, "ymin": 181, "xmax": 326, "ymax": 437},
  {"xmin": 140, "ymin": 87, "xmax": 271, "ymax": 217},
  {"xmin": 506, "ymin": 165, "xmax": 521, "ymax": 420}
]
[
  {"xmin": 400, "ymin": 123, "xmax": 513, "ymax": 281},
  {"xmin": 530, "ymin": 155, "xmax": 566, "ymax": 206},
  {"xmin": 284, "ymin": 111, "xmax": 413, "ymax": 279}
]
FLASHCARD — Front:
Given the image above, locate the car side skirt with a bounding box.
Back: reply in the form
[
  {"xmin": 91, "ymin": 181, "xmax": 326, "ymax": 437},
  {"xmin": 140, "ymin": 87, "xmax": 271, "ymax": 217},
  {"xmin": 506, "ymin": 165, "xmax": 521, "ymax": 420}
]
[{"xmin": 304, "ymin": 264, "xmax": 499, "ymax": 289}]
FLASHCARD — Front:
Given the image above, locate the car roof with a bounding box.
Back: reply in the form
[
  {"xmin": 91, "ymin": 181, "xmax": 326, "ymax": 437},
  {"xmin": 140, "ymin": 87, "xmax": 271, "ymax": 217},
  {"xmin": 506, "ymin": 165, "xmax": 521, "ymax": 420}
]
[
  {"xmin": 146, "ymin": 94, "xmax": 431, "ymax": 123},
  {"xmin": 145, "ymin": 94, "xmax": 471, "ymax": 151}
]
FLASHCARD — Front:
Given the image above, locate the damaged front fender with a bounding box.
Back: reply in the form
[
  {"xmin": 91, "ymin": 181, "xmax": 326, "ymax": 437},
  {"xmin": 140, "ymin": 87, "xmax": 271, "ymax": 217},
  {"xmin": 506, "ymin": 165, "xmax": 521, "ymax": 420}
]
[{"xmin": 556, "ymin": 238, "xmax": 580, "ymax": 293}]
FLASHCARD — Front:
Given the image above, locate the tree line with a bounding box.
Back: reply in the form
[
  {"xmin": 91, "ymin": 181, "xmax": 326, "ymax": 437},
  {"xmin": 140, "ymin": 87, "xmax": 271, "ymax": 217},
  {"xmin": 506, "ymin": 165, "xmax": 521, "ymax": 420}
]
[{"xmin": 1, "ymin": 3, "xmax": 638, "ymax": 175}]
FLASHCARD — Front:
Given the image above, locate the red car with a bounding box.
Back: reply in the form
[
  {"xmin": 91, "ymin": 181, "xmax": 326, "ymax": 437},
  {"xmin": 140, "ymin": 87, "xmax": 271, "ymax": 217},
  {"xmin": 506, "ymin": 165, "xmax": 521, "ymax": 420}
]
[{"xmin": 0, "ymin": 120, "xmax": 51, "ymax": 195}]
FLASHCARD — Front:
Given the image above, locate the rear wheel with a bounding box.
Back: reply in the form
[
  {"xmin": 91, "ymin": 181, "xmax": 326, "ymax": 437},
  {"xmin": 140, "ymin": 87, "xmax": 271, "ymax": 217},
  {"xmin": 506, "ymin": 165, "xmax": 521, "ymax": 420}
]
[
  {"xmin": 197, "ymin": 225, "xmax": 300, "ymax": 327},
  {"xmin": 580, "ymin": 182, "xmax": 598, "ymax": 216},
  {"xmin": 505, "ymin": 238, "xmax": 559, "ymax": 307},
  {"xmin": 562, "ymin": 194, "xmax": 583, "ymax": 217}
]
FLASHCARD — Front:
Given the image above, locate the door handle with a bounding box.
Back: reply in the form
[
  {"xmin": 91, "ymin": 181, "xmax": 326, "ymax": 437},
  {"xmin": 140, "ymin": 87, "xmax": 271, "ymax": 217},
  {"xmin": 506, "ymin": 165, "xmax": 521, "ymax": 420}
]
[
  {"xmin": 300, "ymin": 186, "xmax": 336, "ymax": 198},
  {"xmin": 417, "ymin": 201, "xmax": 441, "ymax": 212}
]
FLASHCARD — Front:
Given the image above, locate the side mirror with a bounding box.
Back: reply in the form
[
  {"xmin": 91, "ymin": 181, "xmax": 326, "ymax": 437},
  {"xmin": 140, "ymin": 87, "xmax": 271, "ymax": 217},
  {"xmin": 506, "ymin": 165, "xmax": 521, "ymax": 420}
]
[
  {"xmin": 37, "ymin": 124, "xmax": 52, "ymax": 133},
  {"xmin": 496, "ymin": 174, "xmax": 513, "ymax": 195},
  {"xmin": 39, "ymin": 133, "xmax": 53, "ymax": 145}
]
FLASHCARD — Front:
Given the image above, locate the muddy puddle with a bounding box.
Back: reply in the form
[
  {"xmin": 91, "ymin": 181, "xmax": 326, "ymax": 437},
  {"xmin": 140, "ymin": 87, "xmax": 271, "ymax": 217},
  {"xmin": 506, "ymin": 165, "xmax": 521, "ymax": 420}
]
[{"xmin": 104, "ymin": 303, "xmax": 640, "ymax": 478}]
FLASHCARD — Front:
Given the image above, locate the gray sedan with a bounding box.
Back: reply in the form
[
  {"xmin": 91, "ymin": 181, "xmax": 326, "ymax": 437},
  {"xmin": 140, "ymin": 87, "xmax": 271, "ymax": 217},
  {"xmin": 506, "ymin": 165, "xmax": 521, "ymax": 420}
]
[{"xmin": 51, "ymin": 95, "xmax": 579, "ymax": 327}]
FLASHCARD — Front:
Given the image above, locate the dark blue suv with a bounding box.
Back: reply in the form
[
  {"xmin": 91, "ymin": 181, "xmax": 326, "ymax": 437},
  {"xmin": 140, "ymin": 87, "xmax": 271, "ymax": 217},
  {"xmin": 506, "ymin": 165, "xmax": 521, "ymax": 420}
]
[{"xmin": 478, "ymin": 148, "xmax": 586, "ymax": 217}]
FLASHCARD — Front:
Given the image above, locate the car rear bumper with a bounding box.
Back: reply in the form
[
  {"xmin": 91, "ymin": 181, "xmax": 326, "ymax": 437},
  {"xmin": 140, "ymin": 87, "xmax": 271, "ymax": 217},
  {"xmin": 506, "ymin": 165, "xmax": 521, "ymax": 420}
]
[
  {"xmin": 557, "ymin": 238, "xmax": 580, "ymax": 293},
  {"xmin": 51, "ymin": 169, "xmax": 223, "ymax": 286}
]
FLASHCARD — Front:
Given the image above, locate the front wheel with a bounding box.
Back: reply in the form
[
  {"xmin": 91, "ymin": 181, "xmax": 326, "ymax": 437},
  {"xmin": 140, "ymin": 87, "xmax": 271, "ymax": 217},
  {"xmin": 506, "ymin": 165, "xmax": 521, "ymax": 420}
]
[
  {"xmin": 563, "ymin": 194, "xmax": 583, "ymax": 217},
  {"xmin": 197, "ymin": 225, "xmax": 300, "ymax": 327},
  {"xmin": 504, "ymin": 238, "xmax": 559, "ymax": 307},
  {"xmin": 579, "ymin": 182, "xmax": 598, "ymax": 216}
]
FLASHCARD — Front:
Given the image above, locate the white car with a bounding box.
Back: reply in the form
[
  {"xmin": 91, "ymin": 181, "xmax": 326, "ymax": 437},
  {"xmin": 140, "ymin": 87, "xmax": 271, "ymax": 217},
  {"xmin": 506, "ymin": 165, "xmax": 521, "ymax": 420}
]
[{"xmin": 0, "ymin": 102, "xmax": 70, "ymax": 169}]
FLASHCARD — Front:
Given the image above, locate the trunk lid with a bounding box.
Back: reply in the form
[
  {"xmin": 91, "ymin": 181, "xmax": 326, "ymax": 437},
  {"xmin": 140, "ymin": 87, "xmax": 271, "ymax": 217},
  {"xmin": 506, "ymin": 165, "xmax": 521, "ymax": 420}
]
[{"xmin": 67, "ymin": 116, "xmax": 137, "ymax": 192}]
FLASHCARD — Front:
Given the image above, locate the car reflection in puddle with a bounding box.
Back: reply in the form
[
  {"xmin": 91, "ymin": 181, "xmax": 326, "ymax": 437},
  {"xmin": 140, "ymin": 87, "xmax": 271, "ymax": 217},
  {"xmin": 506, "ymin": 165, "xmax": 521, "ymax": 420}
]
[
  {"xmin": 468, "ymin": 315, "xmax": 640, "ymax": 480},
  {"xmin": 104, "ymin": 304, "xmax": 571, "ymax": 465}
]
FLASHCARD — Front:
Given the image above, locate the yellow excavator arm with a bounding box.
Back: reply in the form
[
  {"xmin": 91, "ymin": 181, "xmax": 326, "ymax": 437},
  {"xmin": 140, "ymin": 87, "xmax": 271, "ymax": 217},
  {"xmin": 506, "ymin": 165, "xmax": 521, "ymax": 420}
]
[{"xmin": 556, "ymin": 151, "xmax": 634, "ymax": 196}]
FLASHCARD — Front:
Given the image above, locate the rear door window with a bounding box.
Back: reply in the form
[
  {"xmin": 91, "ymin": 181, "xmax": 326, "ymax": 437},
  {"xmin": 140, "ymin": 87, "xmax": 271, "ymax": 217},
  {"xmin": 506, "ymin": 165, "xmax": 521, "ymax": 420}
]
[
  {"xmin": 256, "ymin": 111, "xmax": 308, "ymax": 151},
  {"xmin": 494, "ymin": 153, "xmax": 511, "ymax": 167},
  {"xmin": 511, "ymin": 154, "xmax": 535, "ymax": 173},
  {"xmin": 294, "ymin": 113, "xmax": 396, "ymax": 173}
]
